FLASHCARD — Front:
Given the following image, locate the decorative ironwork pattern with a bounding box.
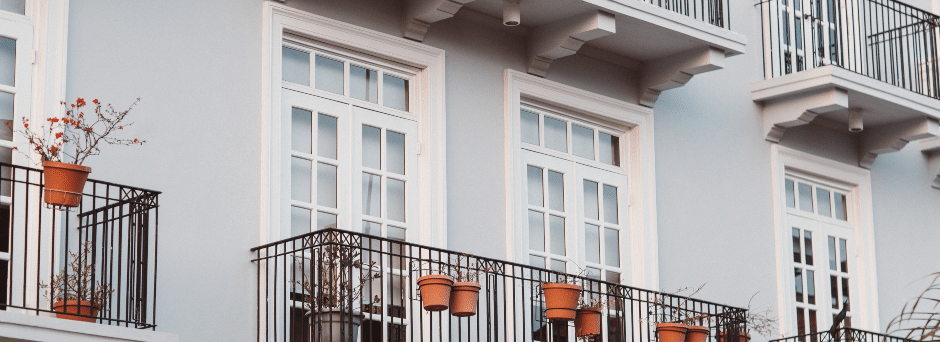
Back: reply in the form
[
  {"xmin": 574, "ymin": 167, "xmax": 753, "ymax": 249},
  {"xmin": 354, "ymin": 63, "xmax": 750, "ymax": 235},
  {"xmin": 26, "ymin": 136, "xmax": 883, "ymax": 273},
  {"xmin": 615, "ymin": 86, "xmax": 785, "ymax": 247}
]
[
  {"xmin": 771, "ymin": 327, "xmax": 916, "ymax": 342},
  {"xmin": 252, "ymin": 229, "xmax": 748, "ymax": 342},
  {"xmin": 0, "ymin": 162, "xmax": 160, "ymax": 329}
]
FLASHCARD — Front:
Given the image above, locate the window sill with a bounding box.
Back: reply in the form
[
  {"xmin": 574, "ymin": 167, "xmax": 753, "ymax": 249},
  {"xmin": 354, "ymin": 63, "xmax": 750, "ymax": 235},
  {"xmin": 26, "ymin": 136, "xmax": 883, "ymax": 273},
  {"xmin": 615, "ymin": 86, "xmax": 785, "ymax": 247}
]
[{"xmin": 0, "ymin": 310, "xmax": 179, "ymax": 342}]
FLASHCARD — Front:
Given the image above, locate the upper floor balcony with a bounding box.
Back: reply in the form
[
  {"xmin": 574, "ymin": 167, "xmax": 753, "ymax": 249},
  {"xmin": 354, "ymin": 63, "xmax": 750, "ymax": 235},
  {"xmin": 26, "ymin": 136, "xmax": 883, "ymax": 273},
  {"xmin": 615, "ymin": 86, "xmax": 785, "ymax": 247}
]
[
  {"xmin": 0, "ymin": 162, "xmax": 173, "ymax": 342},
  {"xmin": 252, "ymin": 228, "xmax": 748, "ymax": 342},
  {"xmin": 403, "ymin": 0, "xmax": 747, "ymax": 107},
  {"xmin": 753, "ymin": 0, "xmax": 940, "ymax": 170}
]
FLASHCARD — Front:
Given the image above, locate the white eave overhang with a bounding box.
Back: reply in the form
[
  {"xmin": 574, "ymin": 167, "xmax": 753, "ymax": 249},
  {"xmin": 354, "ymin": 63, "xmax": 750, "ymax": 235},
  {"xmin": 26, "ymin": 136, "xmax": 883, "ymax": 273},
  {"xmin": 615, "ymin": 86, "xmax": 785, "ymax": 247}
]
[
  {"xmin": 404, "ymin": 0, "xmax": 747, "ymax": 107},
  {"xmin": 752, "ymin": 65, "xmax": 940, "ymax": 170}
]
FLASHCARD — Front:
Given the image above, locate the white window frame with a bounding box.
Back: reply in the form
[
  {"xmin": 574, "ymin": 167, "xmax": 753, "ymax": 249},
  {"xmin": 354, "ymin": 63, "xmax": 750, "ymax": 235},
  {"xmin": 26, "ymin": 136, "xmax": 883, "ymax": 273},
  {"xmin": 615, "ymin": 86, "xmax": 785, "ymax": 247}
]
[
  {"xmin": 261, "ymin": 2, "xmax": 447, "ymax": 248},
  {"xmin": 770, "ymin": 145, "xmax": 880, "ymax": 335},
  {"xmin": 503, "ymin": 69, "xmax": 658, "ymax": 289}
]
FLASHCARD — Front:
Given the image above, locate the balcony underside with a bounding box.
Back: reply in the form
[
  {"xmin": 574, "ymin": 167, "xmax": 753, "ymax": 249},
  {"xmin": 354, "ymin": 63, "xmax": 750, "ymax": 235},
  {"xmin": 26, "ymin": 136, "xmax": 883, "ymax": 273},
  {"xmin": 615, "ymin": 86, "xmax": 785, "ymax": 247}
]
[
  {"xmin": 752, "ymin": 66, "xmax": 940, "ymax": 169},
  {"xmin": 404, "ymin": 0, "xmax": 746, "ymax": 107}
]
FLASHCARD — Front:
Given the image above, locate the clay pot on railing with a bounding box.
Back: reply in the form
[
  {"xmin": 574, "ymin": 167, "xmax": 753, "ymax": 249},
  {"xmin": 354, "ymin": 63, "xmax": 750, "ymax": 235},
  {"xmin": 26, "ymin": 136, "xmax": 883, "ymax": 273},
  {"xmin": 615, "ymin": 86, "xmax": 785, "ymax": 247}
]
[
  {"xmin": 42, "ymin": 161, "xmax": 90, "ymax": 208},
  {"xmin": 52, "ymin": 300, "xmax": 99, "ymax": 322},
  {"xmin": 449, "ymin": 282, "xmax": 482, "ymax": 317},
  {"xmin": 542, "ymin": 283, "xmax": 582, "ymax": 321},
  {"xmin": 417, "ymin": 274, "xmax": 454, "ymax": 311},
  {"xmin": 575, "ymin": 306, "xmax": 603, "ymax": 337},
  {"xmin": 657, "ymin": 323, "xmax": 689, "ymax": 342},
  {"xmin": 686, "ymin": 325, "xmax": 710, "ymax": 342}
]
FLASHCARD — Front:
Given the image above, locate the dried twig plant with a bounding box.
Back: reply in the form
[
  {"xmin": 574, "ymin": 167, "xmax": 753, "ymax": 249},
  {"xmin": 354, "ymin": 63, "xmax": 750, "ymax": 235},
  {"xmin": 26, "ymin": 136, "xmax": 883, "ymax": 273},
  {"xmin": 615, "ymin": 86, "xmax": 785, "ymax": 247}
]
[
  {"xmin": 40, "ymin": 241, "xmax": 114, "ymax": 309},
  {"xmin": 291, "ymin": 240, "xmax": 382, "ymax": 314},
  {"xmin": 447, "ymin": 254, "xmax": 494, "ymax": 283},
  {"xmin": 746, "ymin": 292, "xmax": 779, "ymax": 338},
  {"xmin": 646, "ymin": 283, "xmax": 708, "ymax": 325},
  {"xmin": 886, "ymin": 272, "xmax": 940, "ymax": 342}
]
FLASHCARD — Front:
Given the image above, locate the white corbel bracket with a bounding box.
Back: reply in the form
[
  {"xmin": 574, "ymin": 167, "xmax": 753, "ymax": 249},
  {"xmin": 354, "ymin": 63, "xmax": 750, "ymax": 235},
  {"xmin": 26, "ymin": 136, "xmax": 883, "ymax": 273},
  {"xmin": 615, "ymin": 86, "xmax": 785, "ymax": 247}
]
[
  {"xmin": 760, "ymin": 88, "xmax": 849, "ymax": 143},
  {"xmin": 639, "ymin": 47, "xmax": 725, "ymax": 108},
  {"xmin": 918, "ymin": 137, "xmax": 940, "ymax": 189},
  {"xmin": 403, "ymin": 0, "xmax": 476, "ymax": 41},
  {"xmin": 859, "ymin": 118, "xmax": 939, "ymax": 169},
  {"xmin": 527, "ymin": 10, "xmax": 616, "ymax": 77}
]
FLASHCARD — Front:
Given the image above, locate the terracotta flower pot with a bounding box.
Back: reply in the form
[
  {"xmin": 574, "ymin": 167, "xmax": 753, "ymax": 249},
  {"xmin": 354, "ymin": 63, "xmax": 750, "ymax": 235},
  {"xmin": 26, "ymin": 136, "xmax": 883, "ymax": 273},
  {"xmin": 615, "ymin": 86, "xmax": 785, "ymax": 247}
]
[
  {"xmin": 686, "ymin": 325, "xmax": 710, "ymax": 342},
  {"xmin": 42, "ymin": 161, "xmax": 90, "ymax": 208},
  {"xmin": 417, "ymin": 274, "xmax": 454, "ymax": 311},
  {"xmin": 575, "ymin": 307, "xmax": 603, "ymax": 337},
  {"xmin": 310, "ymin": 309, "xmax": 361, "ymax": 342},
  {"xmin": 657, "ymin": 323, "xmax": 689, "ymax": 342},
  {"xmin": 52, "ymin": 300, "xmax": 99, "ymax": 322},
  {"xmin": 716, "ymin": 331, "xmax": 751, "ymax": 342},
  {"xmin": 541, "ymin": 283, "xmax": 582, "ymax": 321},
  {"xmin": 449, "ymin": 282, "xmax": 482, "ymax": 317}
]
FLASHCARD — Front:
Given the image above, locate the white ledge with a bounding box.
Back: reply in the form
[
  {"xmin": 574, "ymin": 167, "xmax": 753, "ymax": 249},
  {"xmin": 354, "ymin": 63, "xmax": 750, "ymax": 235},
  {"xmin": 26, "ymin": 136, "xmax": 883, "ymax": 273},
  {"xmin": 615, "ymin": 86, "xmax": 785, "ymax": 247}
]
[{"xmin": 0, "ymin": 311, "xmax": 179, "ymax": 342}]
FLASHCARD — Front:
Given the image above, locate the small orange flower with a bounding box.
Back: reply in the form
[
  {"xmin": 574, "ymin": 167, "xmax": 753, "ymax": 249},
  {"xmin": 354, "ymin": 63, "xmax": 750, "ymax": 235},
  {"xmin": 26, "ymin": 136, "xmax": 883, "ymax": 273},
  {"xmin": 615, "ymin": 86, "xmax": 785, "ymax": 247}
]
[
  {"xmin": 133, "ymin": 138, "xmax": 138, "ymax": 143},
  {"xmin": 23, "ymin": 123, "xmax": 28, "ymax": 128}
]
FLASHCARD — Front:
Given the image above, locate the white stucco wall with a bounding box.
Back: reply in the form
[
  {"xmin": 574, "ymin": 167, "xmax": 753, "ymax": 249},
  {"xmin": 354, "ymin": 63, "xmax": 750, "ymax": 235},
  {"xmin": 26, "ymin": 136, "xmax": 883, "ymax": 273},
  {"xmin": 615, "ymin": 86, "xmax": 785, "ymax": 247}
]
[{"xmin": 57, "ymin": 0, "xmax": 940, "ymax": 341}]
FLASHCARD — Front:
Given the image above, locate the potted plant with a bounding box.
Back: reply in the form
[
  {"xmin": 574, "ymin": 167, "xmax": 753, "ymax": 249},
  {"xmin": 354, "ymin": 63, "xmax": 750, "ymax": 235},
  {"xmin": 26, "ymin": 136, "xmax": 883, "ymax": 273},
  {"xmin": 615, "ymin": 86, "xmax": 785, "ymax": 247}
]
[
  {"xmin": 13, "ymin": 97, "xmax": 144, "ymax": 208},
  {"xmin": 447, "ymin": 254, "xmax": 492, "ymax": 317},
  {"xmin": 716, "ymin": 292, "xmax": 777, "ymax": 342},
  {"xmin": 40, "ymin": 241, "xmax": 113, "ymax": 322},
  {"xmin": 291, "ymin": 238, "xmax": 381, "ymax": 342},
  {"xmin": 886, "ymin": 271, "xmax": 940, "ymax": 342},
  {"xmin": 648, "ymin": 284, "xmax": 709, "ymax": 342},
  {"xmin": 417, "ymin": 261, "xmax": 455, "ymax": 312},
  {"xmin": 541, "ymin": 270, "xmax": 583, "ymax": 321},
  {"xmin": 575, "ymin": 297, "xmax": 605, "ymax": 337}
]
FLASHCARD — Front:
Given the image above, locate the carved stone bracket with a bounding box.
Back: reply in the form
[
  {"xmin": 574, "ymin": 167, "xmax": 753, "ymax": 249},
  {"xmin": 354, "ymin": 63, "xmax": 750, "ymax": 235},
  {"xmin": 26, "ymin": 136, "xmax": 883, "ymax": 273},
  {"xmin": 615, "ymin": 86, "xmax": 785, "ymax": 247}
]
[
  {"xmin": 526, "ymin": 10, "xmax": 616, "ymax": 77},
  {"xmin": 761, "ymin": 88, "xmax": 849, "ymax": 143},
  {"xmin": 859, "ymin": 118, "xmax": 939, "ymax": 169},
  {"xmin": 639, "ymin": 47, "xmax": 726, "ymax": 108},
  {"xmin": 920, "ymin": 137, "xmax": 940, "ymax": 189},
  {"xmin": 404, "ymin": 0, "xmax": 476, "ymax": 41}
]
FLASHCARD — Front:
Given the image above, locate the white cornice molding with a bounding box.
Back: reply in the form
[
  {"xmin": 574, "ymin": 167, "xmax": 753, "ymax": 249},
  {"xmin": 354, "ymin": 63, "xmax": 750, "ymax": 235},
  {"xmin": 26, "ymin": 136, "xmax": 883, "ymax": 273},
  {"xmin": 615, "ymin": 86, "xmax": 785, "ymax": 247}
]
[{"xmin": 403, "ymin": 0, "xmax": 476, "ymax": 41}]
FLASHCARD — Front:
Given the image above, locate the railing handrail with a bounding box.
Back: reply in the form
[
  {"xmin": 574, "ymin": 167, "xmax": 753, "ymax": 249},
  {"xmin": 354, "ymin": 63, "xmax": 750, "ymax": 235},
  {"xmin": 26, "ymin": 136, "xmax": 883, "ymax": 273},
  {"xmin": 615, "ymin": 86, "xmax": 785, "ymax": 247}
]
[
  {"xmin": 251, "ymin": 228, "xmax": 749, "ymax": 313},
  {"xmin": 769, "ymin": 327, "xmax": 917, "ymax": 342},
  {"xmin": 0, "ymin": 161, "xmax": 162, "ymax": 196}
]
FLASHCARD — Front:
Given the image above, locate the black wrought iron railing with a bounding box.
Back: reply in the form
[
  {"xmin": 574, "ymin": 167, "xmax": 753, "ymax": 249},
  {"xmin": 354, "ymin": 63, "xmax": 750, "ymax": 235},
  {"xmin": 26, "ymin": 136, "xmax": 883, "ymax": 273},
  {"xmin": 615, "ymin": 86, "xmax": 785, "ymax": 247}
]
[
  {"xmin": 757, "ymin": 0, "xmax": 940, "ymax": 98},
  {"xmin": 770, "ymin": 328, "xmax": 915, "ymax": 342},
  {"xmin": 0, "ymin": 162, "xmax": 160, "ymax": 329},
  {"xmin": 252, "ymin": 229, "xmax": 747, "ymax": 342},
  {"xmin": 647, "ymin": 0, "xmax": 731, "ymax": 29}
]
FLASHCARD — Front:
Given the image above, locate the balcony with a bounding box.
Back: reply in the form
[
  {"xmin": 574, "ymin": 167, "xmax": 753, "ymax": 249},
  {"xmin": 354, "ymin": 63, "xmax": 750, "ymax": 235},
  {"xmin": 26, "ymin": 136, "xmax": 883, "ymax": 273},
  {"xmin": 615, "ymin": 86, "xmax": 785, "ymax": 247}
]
[
  {"xmin": 251, "ymin": 228, "xmax": 748, "ymax": 341},
  {"xmin": 753, "ymin": 0, "xmax": 940, "ymax": 169},
  {"xmin": 403, "ymin": 0, "xmax": 747, "ymax": 107},
  {"xmin": 771, "ymin": 327, "xmax": 914, "ymax": 342},
  {"xmin": 0, "ymin": 162, "xmax": 172, "ymax": 342}
]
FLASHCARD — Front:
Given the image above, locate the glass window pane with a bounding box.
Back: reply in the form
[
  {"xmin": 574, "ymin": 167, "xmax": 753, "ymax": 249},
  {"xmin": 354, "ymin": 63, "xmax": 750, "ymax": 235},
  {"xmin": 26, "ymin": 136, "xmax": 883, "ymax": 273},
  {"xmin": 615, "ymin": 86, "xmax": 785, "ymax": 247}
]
[
  {"xmin": 804, "ymin": 231, "xmax": 814, "ymax": 266},
  {"xmin": 793, "ymin": 228, "xmax": 802, "ymax": 263},
  {"xmin": 388, "ymin": 178, "xmax": 406, "ymax": 222},
  {"xmin": 585, "ymin": 267, "xmax": 601, "ymax": 280},
  {"xmin": 317, "ymin": 163, "xmax": 337, "ymax": 208},
  {"xmin": 315, "ymin": 56, "xmax": 344, "ymax": 94},
  {"xmin": 839, "ymin": 239, "xmax": 848, "ymax": 272},
  {"xmin": 291, "ymin": 108, "xmax": 312, "ymax": 154},
  {"xmin": 809, "ymin": 310, "xmax": 818, "ymax": 335},
  {"xmin": 585, "ymin": 224, "xmax": 600, "ymax": 263},
  {"xmin": 786, "ymin": 179, "xmax": 796, "ymax": 208},
  {"xmin": 603, "ymin": 185, "xmax": 618, "ymax": 224},
  {"xmin": 606, "ymin": 271, "xmax": 621, "ymax": 283},
  {"xmin": 384, "ymin": 74, "xmax": 408, "ymax": 111},
  {"xmin": 362, "ymin": 125, "xmax": 381, "ymax": 170},
  {"xmin": 291, "ymin": 157, "xmax": 311, "ymax": 202},
  {"xmin": 528, "ymin": 210, "xmax": 545, "ymax": 252},
  {"xmin": 584, "ymin": 180, "xmax": 599, "ymax": 220},
  {"xmin": 317, "ymin": 211, "xmax": 337, "ymax": 230},
  {"xmin": 318, "ymin": 114, "xmax": 337, "ymax": 159},
  {"xmin": 362, "ymin": 173, "xmax": 381, "ymax": 217},
  {"xmin": 290, "ymin": 206, "xmax": 311, "ymax": 237},
  {"xmin": 0, "ymin": 0, "xmax": 25, "ymax": 15},
  {"xmin": 362, "ymin": 221, "xmax": 381, "ymax": 236},
  {"xmin": 599, "ymin": 132, "xmax": 620, "ymax": 166},
  {"xmin": 830, "ymin": 275, "xmax": 839, "ymax": 309},
  {"xmin": 807, "ymin": 270, "xmax": 816, "ymax": 304},
  {"xmin": 799, "ymin": 183, "xmax": 814, "ymax": 213},
  {"xmin": 834, "ymin": 193, "xmax": 847, "ymax": 220},
  {"xmin": 817, "ymin": 188, "xmax": 831, "ymax": 217},
  {"xmin": 572, "ymin": 124, "xmax": 595, "ymax": 160},
  {"xmin": 547, "ymin": 171, "xmax": 564, "ymax": 212},
  {"xmin": 544, "ymin": 117, "xmax": 568, "ymax": 152},
  {"xmin": 604, "ymin": 228, "xmax": 620, "ymax": 267},
  {"xmin": 549, "ymin": 215, "xmax": 565, "ymax": 255},
  {"xmin": 521, "ymin": 110, "xmax": 540, "ymax": 145},
  {"xmin": 529, "ymin": 254, "xmax": 546, "ymax": 269},
  {"xmin": 795, "ymin": 268, "xmax": 804, "ymax": 302},
  {"xmin": 527, "ymin": 166, "xmax": 544, "ymax": 207},
  {"xmin": 389, "ymin": 226, "xmax": 406, "ymax": 241},
  {"xmin": 828, "ymin": 236, "xmax": 837, "ymax": 270},
  {"xmin": 797, "ymin": 308, "xmax": 806, "ymax": 336},
  {"xmin": 550, "ymin": 259, "xmax": 566, "ymax": 273},
  {"xmin": 349, "ymin": 65, "xmax": 378, "ymax": 102},
  {"xmin": 387, "ymin": 131, "xmax": 405, "ymax": 175},
  {"xmin": 0, "ymin": 92, "xmax": 12, "ymax": 140},
  {"xmin": 841, "ymin": 278, "xmax": 850, "ymax": 311},
  {"xmin": 281, "ymin": 47, "xmax": 309, "ymax": 86}
]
